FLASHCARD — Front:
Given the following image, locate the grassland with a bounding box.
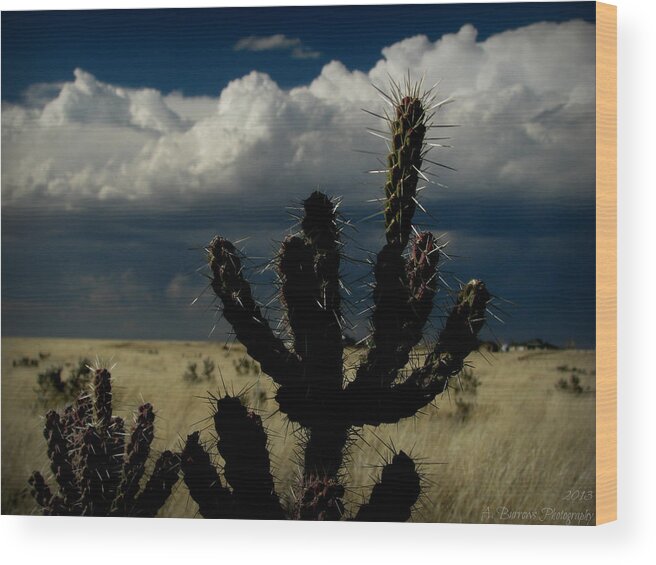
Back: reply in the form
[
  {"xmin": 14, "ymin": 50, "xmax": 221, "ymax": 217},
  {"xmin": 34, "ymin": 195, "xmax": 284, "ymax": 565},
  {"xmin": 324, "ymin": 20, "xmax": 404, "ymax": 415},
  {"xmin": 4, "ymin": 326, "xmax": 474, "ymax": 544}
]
[{"xmin": 1, "ymin": 337, "xmax": 596, "ymax": 524}]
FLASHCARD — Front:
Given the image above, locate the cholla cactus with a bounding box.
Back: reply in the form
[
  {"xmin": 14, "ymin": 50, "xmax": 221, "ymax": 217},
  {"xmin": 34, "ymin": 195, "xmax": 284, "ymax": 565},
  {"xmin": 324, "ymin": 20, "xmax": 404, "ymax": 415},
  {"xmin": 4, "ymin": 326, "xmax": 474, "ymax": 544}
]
[
  {"xmin": 28, "ymin": 368, "xmax": 180, "ymax": 517},
  {"xmin": 182, "ymin": 79, "xmax": 491, "ymax": 521}
]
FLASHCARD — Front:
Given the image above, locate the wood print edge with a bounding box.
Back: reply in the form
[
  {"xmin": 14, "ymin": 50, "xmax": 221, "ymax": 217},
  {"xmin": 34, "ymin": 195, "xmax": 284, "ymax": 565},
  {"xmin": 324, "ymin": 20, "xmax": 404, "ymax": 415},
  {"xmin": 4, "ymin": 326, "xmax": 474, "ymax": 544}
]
[{"xmin": 595, "ymin": 1, "xmax": 617, "ymax": 526}]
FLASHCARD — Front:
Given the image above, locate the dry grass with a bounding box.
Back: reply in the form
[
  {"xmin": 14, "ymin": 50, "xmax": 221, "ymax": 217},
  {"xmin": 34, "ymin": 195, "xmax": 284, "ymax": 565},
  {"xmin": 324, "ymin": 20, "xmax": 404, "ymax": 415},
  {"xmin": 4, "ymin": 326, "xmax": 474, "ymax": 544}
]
[{"xmin": 1, "ymin": 337, "xmax": 596, "ymax": 524}]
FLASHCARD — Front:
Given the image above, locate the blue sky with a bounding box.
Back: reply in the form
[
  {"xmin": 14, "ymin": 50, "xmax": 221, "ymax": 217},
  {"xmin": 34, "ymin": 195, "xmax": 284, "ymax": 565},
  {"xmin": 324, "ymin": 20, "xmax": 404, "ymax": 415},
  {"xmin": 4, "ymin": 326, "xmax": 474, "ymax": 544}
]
[
  {"xmin": 2, "ymin": 2, "xmax": 597, "ymax": 347},
  {"xmin": 3, "ymin": 3, "xmax": 594, "ymax": 100}
]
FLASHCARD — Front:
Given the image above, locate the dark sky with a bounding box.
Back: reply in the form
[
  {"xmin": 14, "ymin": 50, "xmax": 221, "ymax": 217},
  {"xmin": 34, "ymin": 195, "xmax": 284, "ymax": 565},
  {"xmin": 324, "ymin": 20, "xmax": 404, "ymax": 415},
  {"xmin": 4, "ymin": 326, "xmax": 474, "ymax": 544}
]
[{"xmin": 1, "ymin": 2, "xmax": 597, "ymax": 348}]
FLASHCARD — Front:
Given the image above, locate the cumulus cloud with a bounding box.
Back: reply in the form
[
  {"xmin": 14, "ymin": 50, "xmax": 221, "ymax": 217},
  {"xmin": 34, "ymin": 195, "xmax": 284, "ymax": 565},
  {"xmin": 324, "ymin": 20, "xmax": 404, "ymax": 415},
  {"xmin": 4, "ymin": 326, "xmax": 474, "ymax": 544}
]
[
  {"xmin": 234, "ymin": 34, "xmax": 321, "ymax": 59},
  {"xmin": 2, "ymin": 20, "xmax": 594, "ymax": 207},
  {"xmin": 37, "ymin": 68, "xmax": 184, "ymax": 132}
]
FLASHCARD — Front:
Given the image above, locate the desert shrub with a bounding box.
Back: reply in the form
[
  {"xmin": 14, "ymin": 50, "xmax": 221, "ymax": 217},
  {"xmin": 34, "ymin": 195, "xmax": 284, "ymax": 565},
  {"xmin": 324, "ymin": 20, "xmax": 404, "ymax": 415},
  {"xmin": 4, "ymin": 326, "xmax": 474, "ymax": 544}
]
[
  {"xmin": 183, "ymin": 357, "xmax": 216, "ymax": 383},
  {"xmin": 13, "ymin": 356, "xmax": 39, "ymax": 367},
  {"xmin": 67, "ymin": 358, "xmax": 94, "ymax": 394},
  {"xmin": 35, "ymin": 358, "xmax": 93, "ymax": 404},
  {"xmin": 252, "ymin": 388, "xmax": 267, "ymax": 406},
  {"xmin": 202, "ymin": 358, "xmax": 216, "ymax": 380},
  {"xmin": 183, "ymin": 362, "xmax": 200, "ymax": 383},
  {"xmin": 452, "ymin": 397, "xmax": 475, "ymax": 422},
  {"xmin": 556, "ymin": 374, "xmax": 590, "ymax": 394},
  {"xmin": 233, "ymin": 357, "xmax": 260, "ymax": 376},
  {"xmin": 454, "ymin": 367, "xmax": 481, "ymax": 395},
  {"xmin": 37, "ymin": 367, "xmax": 65, "ymax": 394},
  {"xmin": 243, "ymin": 385, "xmax": 268, "ymax": 409},
  {"xmin": 449, "ymin": 368, "xmax": 480, "ymax": 420},
  {"xmin": 556, "ymin": 365, "xmax": 587, "ymax": 375}
]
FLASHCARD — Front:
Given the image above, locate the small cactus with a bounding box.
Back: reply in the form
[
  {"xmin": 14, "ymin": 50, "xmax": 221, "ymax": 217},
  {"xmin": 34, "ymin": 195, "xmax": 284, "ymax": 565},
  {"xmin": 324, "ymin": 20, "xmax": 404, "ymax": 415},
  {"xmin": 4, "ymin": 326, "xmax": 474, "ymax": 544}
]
[
  {"xmin": 181, "ymin": 79, "xmax": 492, "ymax": 521},
  {"xmin": 28, "ymin": 368, "xmax": 180, "ymax": 517}
]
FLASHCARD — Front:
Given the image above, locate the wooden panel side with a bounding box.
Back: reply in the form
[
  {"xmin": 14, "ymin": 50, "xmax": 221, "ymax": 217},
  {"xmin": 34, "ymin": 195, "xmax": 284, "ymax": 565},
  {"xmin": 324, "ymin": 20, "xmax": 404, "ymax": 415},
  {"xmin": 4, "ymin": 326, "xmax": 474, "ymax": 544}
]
[{"xmin": 595, "ymin": 1, "xmax": 617, "ymax": 526}]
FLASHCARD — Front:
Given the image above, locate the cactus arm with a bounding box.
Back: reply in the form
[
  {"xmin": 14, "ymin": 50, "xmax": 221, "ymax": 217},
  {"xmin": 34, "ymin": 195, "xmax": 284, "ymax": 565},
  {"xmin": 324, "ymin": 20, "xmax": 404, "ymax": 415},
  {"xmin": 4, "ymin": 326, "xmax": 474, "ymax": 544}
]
[
  {"xmin": 43, "ymin": 410, "xmax": 80, "ymax": 509},
  {"xmin": 351, "ymin": 231, "xmax": 438, "ymax": 397},
  {"xmin": 280, "ymin": 191, "xmax": 343, "ymax": 367},
  {"xmin": 92, "ymin": 370, "xmax": 123, "ymax": 510},
  {"xmin": 384, "ymin": 95, "xmax": 428, "ymax": 248},
  {"xmin": 214, "ymin": 396, "xmax": 285, "ymax": 520},
  {"xmin": 350, "ymin": 92, "xmax": 431, "ymax": 392},
  {"xmin": 275, "ymin": 192, "xmax": 344, "ymax": 424},
  {"xmin": 347, "ymin": 231, "xmax": 437, "ymax": 394},
  {"xmin": 400, "ymin": 231, "xmax": 439, "ymax": 357},
  {"xmin": 349, "ymin": 243, "xmax": 411, "ymax": 390},
  {"xmin": 208, "ymin": 236, "xmax": 302, "ymax": 388},
  {"xmin": 300, "ymin": 191, "xmax": 344, "ymax": 383},
  {"xmin": 134, "ymin": 451, "xmax": 181, "ymax": 518},
  {"xmin": 62, "ymin": 394, "xmax": 92, "ymax": 439},
  {"xmin": 93, "ymin": 368, "xmax": 112, "ymax": 429},
  {"xmin": 102, "ymin": 416, "xmax": 125, "ymax": 508},
  {"xmin": 274, "ymin": 236, "xmax": 324, "ymax": 424},
  {"xmin": 113, "ymin": 403, "xmax": 155, "ymax": 515},
  {"xmin": 28, "ymin": 471, "xmax": 67, "ymax": 515},
  {"xmin": 348, "ymin": 366, "xmax": 448, "ymax": 427},
  {"xmin": 278, "ymin": 235, "xmax": 321, "ymax": 363},
  {"xmin": 28, "ymin": 471, "xmax": 54, "ymax": 510},
  {"xmin": 180, "ymin": 432, "xmax": 236, "ymax": 519},
  {"xmin": 80, "ymin": 426, "xmax": 111, "ymax": 515},
  {"xmin": 278, "ymin": 194, "xmax": 349, "ymax": 490},
  {"xmin": 353, "ymin": 451, "xmax": 420, "ymax": 522},
  {"xmin": 348, "ymin": 279, "xmax": 490, "ymax": 426}
]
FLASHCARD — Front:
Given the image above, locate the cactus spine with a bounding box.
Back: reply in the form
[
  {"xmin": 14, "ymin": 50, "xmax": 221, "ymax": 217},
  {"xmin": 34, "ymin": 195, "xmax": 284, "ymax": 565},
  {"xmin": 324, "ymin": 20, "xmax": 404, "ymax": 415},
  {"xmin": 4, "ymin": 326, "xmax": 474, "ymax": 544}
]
[{"xmin": 181, "ymin": 79, "xmax": 491, "ymax": 521}]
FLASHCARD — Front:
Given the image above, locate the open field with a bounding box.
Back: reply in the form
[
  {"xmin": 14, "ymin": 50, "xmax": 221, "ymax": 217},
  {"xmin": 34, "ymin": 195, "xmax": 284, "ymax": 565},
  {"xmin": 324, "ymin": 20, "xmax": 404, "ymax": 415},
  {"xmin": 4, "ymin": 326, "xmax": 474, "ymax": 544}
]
[{"xmin": 1, "ymin": 337, "xmax": 596, "ymax": 524}]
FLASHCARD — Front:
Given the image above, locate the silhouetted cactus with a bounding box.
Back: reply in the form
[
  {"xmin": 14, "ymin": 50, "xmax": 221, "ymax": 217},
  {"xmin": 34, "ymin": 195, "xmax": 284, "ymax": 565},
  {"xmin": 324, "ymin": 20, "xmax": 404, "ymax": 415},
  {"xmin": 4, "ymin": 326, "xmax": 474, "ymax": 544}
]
[
  {"xmin": 182, "ymin": 79, "xmax": 491, "ymax": 521},
  {"xmin": 28, "ymin": 368, "xmax": 180, "ymax": 517}
]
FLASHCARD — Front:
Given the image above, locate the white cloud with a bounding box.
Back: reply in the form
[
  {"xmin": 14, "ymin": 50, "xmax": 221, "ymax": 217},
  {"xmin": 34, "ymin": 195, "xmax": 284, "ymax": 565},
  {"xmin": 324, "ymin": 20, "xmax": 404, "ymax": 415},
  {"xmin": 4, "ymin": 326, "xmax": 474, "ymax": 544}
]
[
  {"xmin": 2, "ymin": 20, "xmax": 594, "ymax": 207},
  {"xmin": 234, "ymin": 34, "xmax": 321, "ymax": 59},
  {"xmin": 38, "ymin": 68, "xmax": 184, "ymax": 133}
]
